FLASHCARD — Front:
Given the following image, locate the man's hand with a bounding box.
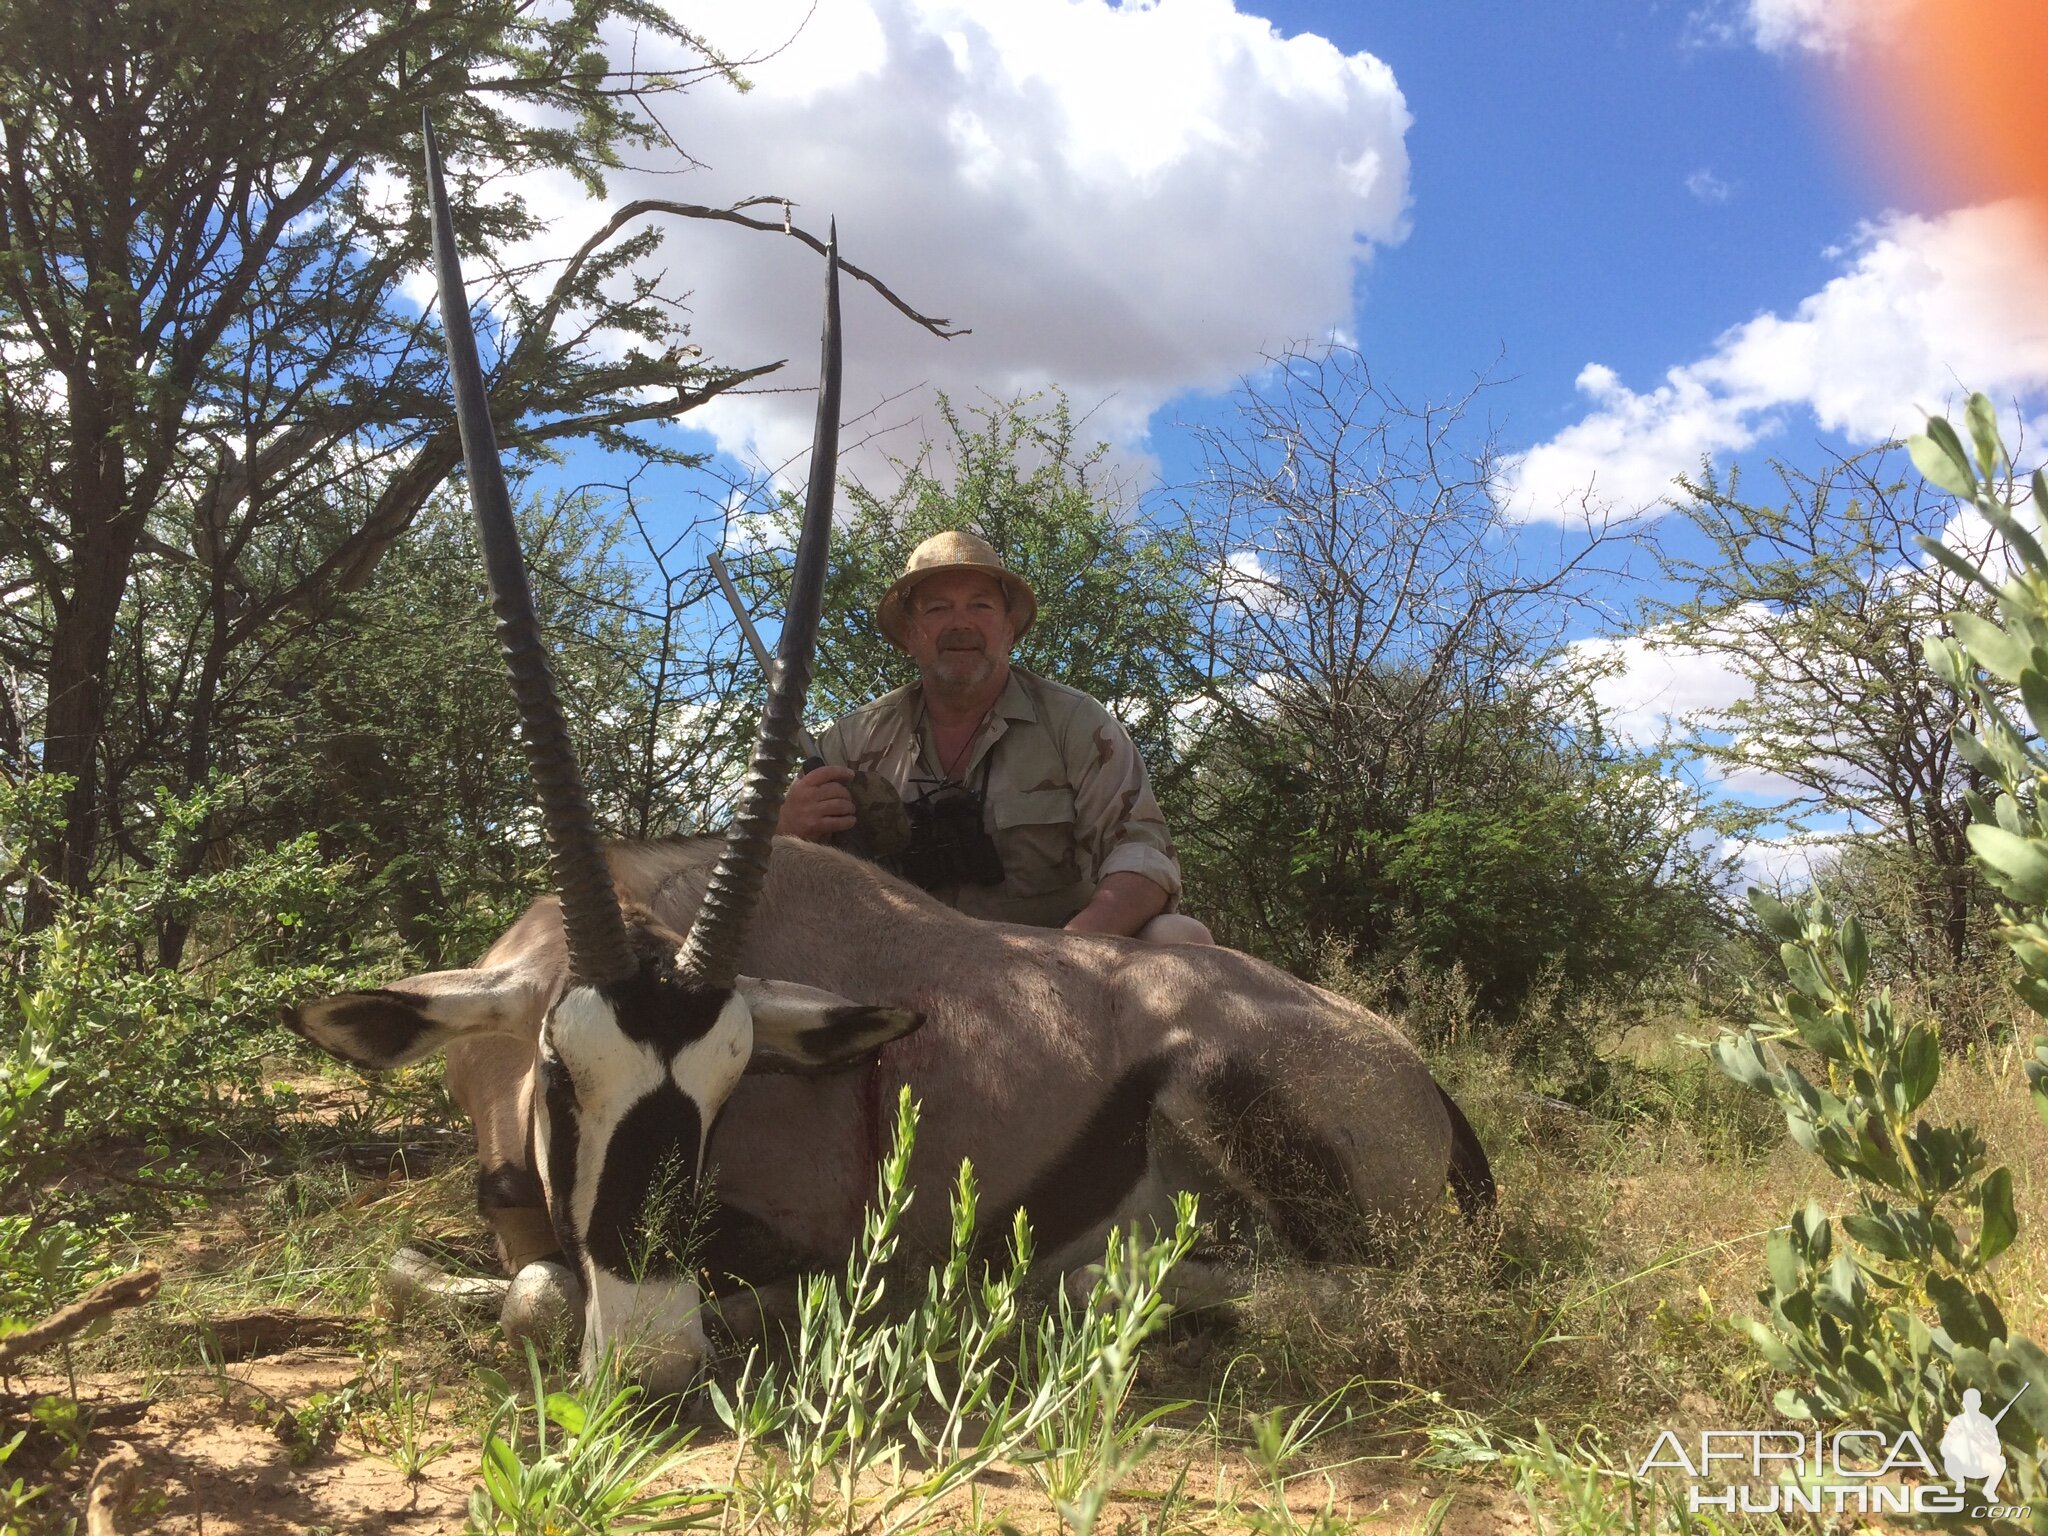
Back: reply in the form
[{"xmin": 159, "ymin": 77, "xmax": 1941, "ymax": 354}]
[
  {"xmin": 777, "ymin": 764, "xmax": 857, "ymax": 841},
  {"xmin": 1064, "ymin": 871, "xmax": 1171, "ymax": 938}
]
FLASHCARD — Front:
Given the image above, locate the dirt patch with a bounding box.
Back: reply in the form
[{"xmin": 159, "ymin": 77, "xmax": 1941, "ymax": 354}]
[
  {"xmin": 15, "ymin": 1353, "xmax": 472, "ymax": 1535},
  {"xmin": 14, "ymin": 1344, "xmax": 1530, "ymax": 1535}
]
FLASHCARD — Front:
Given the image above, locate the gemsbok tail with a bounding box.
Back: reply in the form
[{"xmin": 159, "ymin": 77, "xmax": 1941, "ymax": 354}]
[{"xmin": 1437, "ymin": 1082, "xmax": 1497, "ymax": 1219}]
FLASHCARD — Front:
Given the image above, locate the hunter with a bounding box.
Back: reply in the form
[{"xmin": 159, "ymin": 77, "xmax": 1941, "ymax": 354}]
[{"xmin": 777, "ymin": 531, "xmax": 1212, "ymax": 944}]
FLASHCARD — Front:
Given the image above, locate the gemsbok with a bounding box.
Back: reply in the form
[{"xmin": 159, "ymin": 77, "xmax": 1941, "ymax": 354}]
[{"xmin": 291, "ymin": 119, "xmax": 1494, "ymax": 1393}]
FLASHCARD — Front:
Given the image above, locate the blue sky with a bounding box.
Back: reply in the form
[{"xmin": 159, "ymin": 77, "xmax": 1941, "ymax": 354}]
[
  {"xmin": 498, "ymin": 0, "xmax": 2048, "ymax": 876},
  {"xmin": 1288, "ymin": 2, "xmax": 1867, "ymax": 424}
]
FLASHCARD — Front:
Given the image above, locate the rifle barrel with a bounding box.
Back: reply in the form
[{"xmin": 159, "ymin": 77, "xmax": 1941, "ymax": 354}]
[
  {"xmin": 709, "ymin": 550, "xmax": 826, "ymax": 766},
  {"xmin": 1989, "ymin": 1381, "xmax": 2030, "ymax": 1427}
]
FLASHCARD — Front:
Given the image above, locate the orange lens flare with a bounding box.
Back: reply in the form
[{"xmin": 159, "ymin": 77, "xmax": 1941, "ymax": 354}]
[{"xmin": 1843, "ymin": 0, "xmax": 2048, "ymax": 254}]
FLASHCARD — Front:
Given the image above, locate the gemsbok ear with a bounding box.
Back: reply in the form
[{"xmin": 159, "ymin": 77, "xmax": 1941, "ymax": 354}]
[
  {"xmin": 289, "ymin": 967, "xmax": 543, "ymax": 1070},
  {"xmin": 736, "ymin": 977, "xmax": 923, "ymax": 1075}
]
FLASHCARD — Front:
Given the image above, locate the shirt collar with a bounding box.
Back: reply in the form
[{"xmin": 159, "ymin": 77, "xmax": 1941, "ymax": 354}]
[{"xmin": 993, "ymin": 666, "xmax": 1038, "ymax": 723}]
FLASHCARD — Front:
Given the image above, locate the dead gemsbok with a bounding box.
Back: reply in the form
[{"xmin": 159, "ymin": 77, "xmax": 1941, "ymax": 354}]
[
  {"xmin": 291, "ymin": 120, "xmax": 918, "ymax": 1391},
  {"xmin": 292, "ymin": 122, "xmax": 1495, "ymax": 1392}
]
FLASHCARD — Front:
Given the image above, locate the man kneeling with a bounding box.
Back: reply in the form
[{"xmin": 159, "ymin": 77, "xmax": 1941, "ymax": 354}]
[{"xmin": 777, "ymin": 531, "xmax": 1211, "ymax": 945}]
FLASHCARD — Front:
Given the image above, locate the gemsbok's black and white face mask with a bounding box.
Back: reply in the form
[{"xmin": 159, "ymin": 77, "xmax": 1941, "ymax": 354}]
[{"xmin": 292, "ymin": 944, "xmax": 919, "ymax": 1388}]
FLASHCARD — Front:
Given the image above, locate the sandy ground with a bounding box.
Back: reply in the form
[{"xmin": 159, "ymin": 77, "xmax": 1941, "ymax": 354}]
[{"xmin": 10, "ymin": 1344, "xmax": 1533, "ymax": 1535}]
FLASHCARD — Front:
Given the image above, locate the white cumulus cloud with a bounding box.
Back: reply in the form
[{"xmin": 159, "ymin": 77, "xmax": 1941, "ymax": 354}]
[
  {"xmin": 1499, "ymin": 200, "xmax": 2048, "ymax": 521},
  {"xmin": 501, "ymin": 0, "xmax": 1412, "ymax": 485},
  {"xmin": 1570, "ymin": 627, "xmax": 1752, "ymax": 748}
]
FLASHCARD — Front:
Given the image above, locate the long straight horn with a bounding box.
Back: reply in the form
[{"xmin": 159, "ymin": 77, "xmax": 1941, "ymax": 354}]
[
  {"xmin": 679, "ymin": 229, "xmax": 842, "ymax": 987},
  {"xmin": 422, "ymin": 113, "xmax": 634, "ymax": 987}
]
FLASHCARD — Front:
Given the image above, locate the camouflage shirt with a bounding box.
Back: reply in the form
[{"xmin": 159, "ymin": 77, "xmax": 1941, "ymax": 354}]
[{"xmin": 818, "ymin": 666, "xmax": 1181, "ymax": 927}]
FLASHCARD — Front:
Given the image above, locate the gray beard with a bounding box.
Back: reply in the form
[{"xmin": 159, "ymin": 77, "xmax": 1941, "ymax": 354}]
[{"xmin": 928, "ymin": 649, "xmax": 994, "ymax": 692}]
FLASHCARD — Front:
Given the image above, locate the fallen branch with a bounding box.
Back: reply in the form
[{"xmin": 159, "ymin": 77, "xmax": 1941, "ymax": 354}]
[
  {"xmin": 0, "ymin": 1392, "xmax": 147, "ymax": 1429},
  {"xmin": 84, "ymin": 1444, "xmax": 142, "ymax": 1536},
  {"xmin": 0, "ymin": 1269, "xmax": 160, "ymax": 1370},
  {"xmin": 197, "ymin": 1309, "xmax": 358, "ymax": 1360}
]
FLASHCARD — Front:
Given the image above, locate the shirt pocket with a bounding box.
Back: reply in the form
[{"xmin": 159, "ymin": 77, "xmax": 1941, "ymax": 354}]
[{"xmin": 990, "ymin": 787, "xmax": 1081, "ymax": 894}]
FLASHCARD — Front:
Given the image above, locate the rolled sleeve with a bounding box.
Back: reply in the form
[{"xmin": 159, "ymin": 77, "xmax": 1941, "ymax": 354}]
[{"xmin": 1067, "ymin": 711, "xmax": 1182, "ymax": 904}]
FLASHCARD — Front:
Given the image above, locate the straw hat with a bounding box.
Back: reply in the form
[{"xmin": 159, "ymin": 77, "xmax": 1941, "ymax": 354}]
[{"xmin": 875, "ymin": 531, "xmax": 1038, "ymax": 649}]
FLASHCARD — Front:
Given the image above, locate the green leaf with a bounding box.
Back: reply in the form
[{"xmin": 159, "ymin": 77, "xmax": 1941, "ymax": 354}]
[
  {"xmin": 1977, "ymin": 1166, "xmax": 2018, "ymax": 1263},
  {"xmin": 1749, "ymin": 887, "xmax": 1804, "ymax": 943},
  {"xmin": 543, "ymin": 1391, "xmax": 587, "ymax": 1438},
  {"xmin": 1980, "ymin": 495, "xmax": 2048, "ymax": 579},
  {"xmin": 1910, "ymin": 422, "xmax": 1977, "ymax": 498},
  {"xmin": 1781, "ymin": 941, "xmax": 1836, "ymax": 1006},
  {"xmin": 1898, "ymin": 1026, "xmax": 1939, "ymax": 1114},
  {"xmin": 1765, "ymin": 1228, "xmax": 1802, "ymax": 1299},
  {"xmin": 474, "ymin": 1367, "xmax": 514, "ymax": 1406},
  {"xmin": 1967, "ymin": 822, "xmax": 2048, "ymax": 905},
  {"xmin": 1966, "ymin": 392, "xmax": 2006, "ymax": 479},
  {"xmin": 1842, "ymin": 1210, "xmax": 1911, "ymax": 1262},
  {"xmin": 1771, "ymin": 1386, "xmax": 1818, "ymax": 1421},
  {"xmin": 1842, "ymin": 1348, "xmax": 1888, "ymax": 1397},
  {"xmin": 2022, "ymin": 669, "xmax": 2048, "ymax": 742},
  {"xmin": 1837, "ymin": 914, "xmax": 1869, "ymax": 991},
  {"xmin": 1991, "ymin": 1338, "xmax": 2048, "ymax": 1433},
  {"xmin": 1926, "ymin": 1273, "xmax": 2000, "ymax": 1351},
  {"xmin": 1712, "ymin": 1032, "xmax": 1771, "ymax": 1092},
  {"xmin": 1953, "ymin": 611, "xmax": 2033, "ymax": 684},
  {"xmin": 1916, "ymin": 534, "xmax": 2001, "ymax": 596}
]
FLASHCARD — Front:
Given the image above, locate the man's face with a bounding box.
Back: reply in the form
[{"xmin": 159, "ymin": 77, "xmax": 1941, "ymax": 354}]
[{"xmin": 903, "ymin": 570, "xmax": 1016, "ymax": 692}]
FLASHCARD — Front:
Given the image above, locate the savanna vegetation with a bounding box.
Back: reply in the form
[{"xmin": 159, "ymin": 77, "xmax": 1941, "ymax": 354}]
[{"xmin": 3, "ymin": 5, "xmax": 2046, "ymax": 1532}]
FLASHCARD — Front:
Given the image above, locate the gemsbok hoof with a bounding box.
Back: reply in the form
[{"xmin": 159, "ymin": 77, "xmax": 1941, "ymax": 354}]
[
  {"xmin": 381, "ymin": 1246, "xmax": 510, "ymax": 1320},
  {"xmin": 501, "ymin": 1259, "xmax": 584, "ymax": 1353}
]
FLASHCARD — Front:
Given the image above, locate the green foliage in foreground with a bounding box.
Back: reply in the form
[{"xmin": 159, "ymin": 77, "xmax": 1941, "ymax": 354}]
[
  {"xmin": 710, "ymin": 1088, "xmax": 1196, "ymax": 1536},
  {"xmin": 468, "ymin": 1349, "xmax": 712, "ymax": 1535},
  {"xmin": 1914, "ymin": 398, "xmax": 2048, "ymax": 1113},
  {"xmin": 1708, "ymin": 394, "xmax": 2048, "ymax": 1525},
  {"xmin": 0, "ymin": 775, "xmax": 359, "ymax": 1332},
  {"xmin": 463, "ymin": 1091, "xmax": 1194, "ymax": 1536},
  {"xmin": 1715, "ymin": 892, "xmax": 2035, "ymax": 1455}
]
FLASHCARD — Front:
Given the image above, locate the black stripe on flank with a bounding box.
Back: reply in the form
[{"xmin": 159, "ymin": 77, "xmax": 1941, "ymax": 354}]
[
  {"xmin": 1202, "ymin": 1058, "xmax": 1357, "ymax": 1262},
  {"xmin": 582, "ymin": 1084, "xmax": 703, "ymax": 1280},
  {"xmin": 540, "ymin": 1051, "xmax": 585, "ymax": 1275},
  {"xmin": 477, "ymin": 1161, "xmax": 545, "ymax": 1213},
  {"xmin": 985, "ymin": 1055, "xmax": 1173, "ymax": 1261}
]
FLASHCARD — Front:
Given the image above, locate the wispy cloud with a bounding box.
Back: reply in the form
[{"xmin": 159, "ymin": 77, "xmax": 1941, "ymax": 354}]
[
  {"xmin": 1741, "ymin": 0, "xmax": 1914, "ymax": 56},
  {"xmin": 1685, "ymin": 167, "xmax": 1734, "ymax": 204}
]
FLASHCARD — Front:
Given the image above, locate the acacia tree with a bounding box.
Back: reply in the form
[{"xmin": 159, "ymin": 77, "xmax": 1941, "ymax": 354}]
[
  {"xmin": 1653, "ymin": 446, "xmax": 2002, "ymax": 975},
  {"xmin": 1176, "ymin": 344, "xmax": 1717, "ymax": 1007},
  {"xmin": 0, "ymin": 0, "xmax": 949, "ymax": 928}
]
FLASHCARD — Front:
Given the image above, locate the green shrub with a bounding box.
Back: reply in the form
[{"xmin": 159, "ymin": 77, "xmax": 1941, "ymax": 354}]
[
  {"xmin": 0, "ymin": 775, "xmax": 360, "ymax": 1325},
  {"xmin": 709, "ymin": 1087, "xmax": 1195, "ymax": 1536},
  {"xmin": 1709, "ymin": 393, "xmax": 2048, "ymax": 1524}
]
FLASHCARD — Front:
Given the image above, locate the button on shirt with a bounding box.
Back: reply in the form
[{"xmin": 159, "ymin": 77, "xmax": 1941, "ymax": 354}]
[{"xmin": 817, "ymin": 667, "xmax": 1181, "ymax": 928}]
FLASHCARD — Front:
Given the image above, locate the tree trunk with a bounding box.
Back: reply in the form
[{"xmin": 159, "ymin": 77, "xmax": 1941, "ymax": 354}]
[{"xmin": 27, "ymin": 384, "xmax": 143, "ymax": 931}]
